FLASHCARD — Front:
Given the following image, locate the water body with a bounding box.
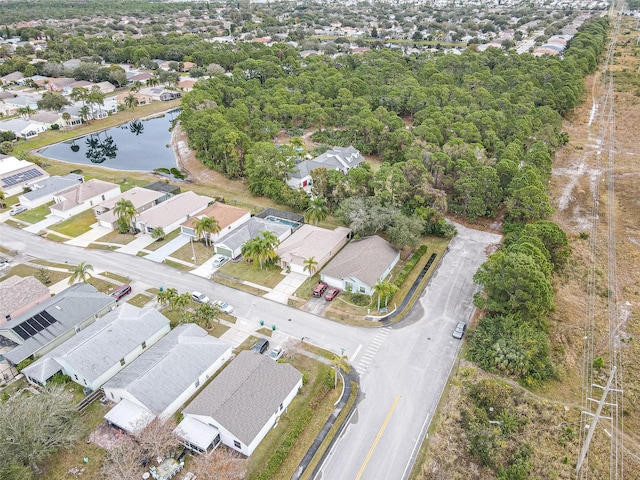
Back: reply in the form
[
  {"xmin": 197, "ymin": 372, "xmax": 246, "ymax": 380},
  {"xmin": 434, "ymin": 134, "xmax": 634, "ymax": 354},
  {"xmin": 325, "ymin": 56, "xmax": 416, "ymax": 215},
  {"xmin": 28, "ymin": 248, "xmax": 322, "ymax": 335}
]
[{"xmin": 39, "ymin": 110, "xmax": 180, "ymax": 172}]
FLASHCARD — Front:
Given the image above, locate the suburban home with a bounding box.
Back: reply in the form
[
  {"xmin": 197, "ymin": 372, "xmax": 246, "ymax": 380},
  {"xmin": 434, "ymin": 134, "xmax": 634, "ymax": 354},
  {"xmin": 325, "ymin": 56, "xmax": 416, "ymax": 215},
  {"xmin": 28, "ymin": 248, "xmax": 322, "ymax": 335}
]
[
  {"xmin": 94, "ymin": 186, "xmax": 166, "ymax": 230},
  {"xmin": 1, "ymin": 283, "xmax": 116, "ymax": 366},
  {"xmin": 116, "ymin": 91, "xmax": 153, "ymax": 106},
  {"xmin": 138, "ymin": 87, "xmax": 182, "ymax": 102},
  {"xmin": 286, "ymin": 146, "xmax": 365, "ymax": 191},
  {"xmin": 95, "ymin": 81, "xmax": 116, "ymax": 94},
  {"xmin": 129, "ymin": 72, "xmax": 154, "ymax": 83},
  {"xmin": 49, "ymin": 179, "xmax": 121, "ymax": 220},
  {"xmin": 18, "ymin": 174, "xmax": 84, "ymax": 209},
  {"xmin": 176, "ymin": 350, "xmax": 303, "ymax": 456},
  {"xmin": 1, "ymin": 71, "xmax": 24, "ymax": 85},
  {"xmin": 0, "ymin": 155, "xmax": 49, "ymax": 197},
  {"xmin": 45, "ymin": 77, "xmax": 76, "ymax": 92},
  {"xmin": 0, "ymin": 276, "xmax": 51, "ymax": 326},
  {"xmin": 103, "ymin": 324, "xmax": 232, "ymax": 434},
  {"xmin": 255, "ymin": 208, "xmax": 304, "ymax": 228},
  {"xmin": 0, "ymin": 118, "xmax": 47, "ymax": 139},
  {"xmin": 321, "ymin": 235, "xmax": 401, "ymax": 296},
  {"xmin": 275, "ymin": 225, "xmax": 352, "ymax": 276},
  {"xmin": 0, "ymin": 103, "xmax": 19, "ymax": 117},
  {"xmin": 177, "ymin": 79, "xmax": 196, "ymax": 92},
  {"xmin": 180, "ymin": 202, "xmax": 251, "ymax": 244},
  {"xmin": 2, "ymin": 94, "xmax": 39, "ymax": 111},
  {"xmin": 22, "ymin": 304, "xmax": 170, "ymax": 391},
  {"xmin": 214, "ymin": 217, "xmax": 292, "ymax": 260},
  {"xmin": 30, "ymin": 111, "xmax": 81, "ymax": 130},
  {"xmin": 135, "ymin": 191, "xmax": 212, "ymax": 235}
]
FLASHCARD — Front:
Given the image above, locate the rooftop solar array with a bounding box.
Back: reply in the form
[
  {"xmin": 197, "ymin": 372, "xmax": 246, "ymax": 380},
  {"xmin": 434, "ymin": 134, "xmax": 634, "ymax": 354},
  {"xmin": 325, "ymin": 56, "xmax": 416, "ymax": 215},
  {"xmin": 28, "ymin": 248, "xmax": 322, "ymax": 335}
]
[
  {"xmin": 2, "ymin": 168, "xmax": 44, "ymax": 188},
  {"xmin": 11, "ymin": 310, "xmax": 58, "ymax": 341}
]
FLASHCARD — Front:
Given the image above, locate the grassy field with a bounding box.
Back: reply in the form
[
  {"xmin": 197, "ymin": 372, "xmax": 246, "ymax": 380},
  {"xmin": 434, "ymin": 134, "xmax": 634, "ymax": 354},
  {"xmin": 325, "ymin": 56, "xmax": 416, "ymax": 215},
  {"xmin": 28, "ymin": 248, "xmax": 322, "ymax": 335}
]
[
  {"xmin": 49, "ymin": 209, "xmax": 97, "ymax": 237},
  {"xmin": 0, "ymin": 263, "xmax": 70, "ymax": 285},
  {"xmin": 96, "ymin": 229, "xmax": 137, "ymax": 245},
  {"xmin": 169, "ymin": 239, "xmax": 214, "ymax": 266},
  {"xmin": 144, "ymin": 228, "xmax": 181, "ymax": 251},
  {"xmin": 207, "ymin": 322, "xmax": 230, "ymax": 338},
  {"xmin": 127, "ymin": 293, "xmax": 153, "ymax": 308},
  {"xmin": 14, "ymin": 202, "xmax": 53, "ymax": 224},
  {"xmin": 99, "ymin": 271, "xmax": 130, "ymax": 284},
  {"xmin": 219, "ymin": 261, "xmax": 286, "ymax": 289}
]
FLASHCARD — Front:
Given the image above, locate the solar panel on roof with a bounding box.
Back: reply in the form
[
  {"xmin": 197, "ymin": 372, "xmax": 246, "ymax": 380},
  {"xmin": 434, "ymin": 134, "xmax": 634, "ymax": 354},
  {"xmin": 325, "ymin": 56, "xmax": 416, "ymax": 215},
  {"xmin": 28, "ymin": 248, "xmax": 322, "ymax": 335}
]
[
  {"xmin": 10, "ymin": 310, "xmax": 58, "ymax": 341},
  {"xmin": 13, "ymin": 325, "xmax": 31, "ymax": 341},
  {"xmin": 1, "ymin": 168, "xmax": 44, "ymax": 188}
]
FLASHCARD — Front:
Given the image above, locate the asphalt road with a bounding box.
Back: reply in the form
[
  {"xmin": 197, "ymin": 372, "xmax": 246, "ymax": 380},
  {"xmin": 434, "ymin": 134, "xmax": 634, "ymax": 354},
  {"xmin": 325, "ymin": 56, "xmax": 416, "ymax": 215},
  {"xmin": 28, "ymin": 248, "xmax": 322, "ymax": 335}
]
[
  {"xmin": 316, "ymin": 223, "xmax": 501, "ymax": 480},
  {"xmin": 0, "ymin": 222, "xmax": 501, "ymax": 480}
]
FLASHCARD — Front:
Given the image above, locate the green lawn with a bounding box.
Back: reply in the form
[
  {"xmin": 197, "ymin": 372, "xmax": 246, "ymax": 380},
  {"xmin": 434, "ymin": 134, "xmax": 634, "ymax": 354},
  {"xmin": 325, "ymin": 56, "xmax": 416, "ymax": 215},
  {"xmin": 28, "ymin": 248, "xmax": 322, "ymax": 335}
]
[
  {"xmin": 144, "ymin": 228, "xmax": 181, "ymax": 251},
  {"xmin": 14, "ymin": 202, "xmax": 53, "ymax": 224},
  {"xmin": 162, "ymin": 259, "xmax": 192, "ymax": 271},
  {"xmin": 49, "ymin": 209, "xmax": 98, "ymax": 237},
  {"xmin": 207, "ymin": 322, "xmax": 230, "ymax": 338},
  {"xmin": 0, "ymin": 264, "xmax": 70, "ymax": 285},
  {"xmin": 100, "ymin": 271, "xmax": 131, "ymax": 284},
  {"xmin": 96, "ymin": 229, "xmax": 137, "ymax": 245},
  {"xmin": 169, "ymin": 239, "xmax": 214, "ymax": 266},
  {"xmin": 127, "ymin": 293, "xmax": 153, "ymax": 308},
  {"xmin": 219, "ymin": 261, "xmax": 285, "ymax": 288},
  {"xmin": 45, "ymin": 232, "xmax": 70, "ymax": 242}
]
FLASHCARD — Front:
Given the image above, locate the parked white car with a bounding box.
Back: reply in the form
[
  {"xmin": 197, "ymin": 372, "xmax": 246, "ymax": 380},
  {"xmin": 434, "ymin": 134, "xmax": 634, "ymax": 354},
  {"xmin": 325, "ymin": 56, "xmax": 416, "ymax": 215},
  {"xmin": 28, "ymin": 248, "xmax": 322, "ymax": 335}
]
[
  {"xmin": 191, "ymin": 291, "xmax": 210, "ymax": 304},
  {"xmin": 213, "ymin": 300, "xmax": 234, "ymax": 314},
  {"xmin": 212, "ymin": 254, "xmax": 228, "ymax": 268},
  {"xmin": 9, "ymin": 205, "xmax": 27, "ymax": 216},
  {"xmin": 268, "ymin": 346, "xmax": 284, "ymax": 361}
]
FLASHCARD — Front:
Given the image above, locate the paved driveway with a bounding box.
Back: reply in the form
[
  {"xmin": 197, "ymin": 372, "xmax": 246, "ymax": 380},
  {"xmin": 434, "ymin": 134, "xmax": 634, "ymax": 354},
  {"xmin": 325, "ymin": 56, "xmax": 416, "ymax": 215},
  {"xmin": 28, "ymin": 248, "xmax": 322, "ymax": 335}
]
[
  {"xmin": 144, "ymin": 234, "xmax": 190, "ymax": 262},
  {"xmin": 23, "ymin": 214, "xmax": 63, "ymax": 234},
  {"xmin": 263, "ymin": 271, "xmax": 307, "ymax": 304}
]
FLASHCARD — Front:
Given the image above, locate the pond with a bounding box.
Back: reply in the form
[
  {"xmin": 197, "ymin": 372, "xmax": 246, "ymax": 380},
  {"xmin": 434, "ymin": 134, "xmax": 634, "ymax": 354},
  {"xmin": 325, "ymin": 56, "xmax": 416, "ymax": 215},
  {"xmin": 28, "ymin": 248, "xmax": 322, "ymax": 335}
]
[{"xmin": 39, "ymin": 110, "xmax": 181, "ymax": 172}]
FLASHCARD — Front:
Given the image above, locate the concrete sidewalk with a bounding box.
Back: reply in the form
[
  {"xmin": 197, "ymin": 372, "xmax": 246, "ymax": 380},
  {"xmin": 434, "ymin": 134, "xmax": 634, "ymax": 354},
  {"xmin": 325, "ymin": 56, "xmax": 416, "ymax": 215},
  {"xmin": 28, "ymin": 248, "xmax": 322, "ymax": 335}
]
[{"xmin": 116, "ymin": 234, "xmax": 157, "ymax": 255}]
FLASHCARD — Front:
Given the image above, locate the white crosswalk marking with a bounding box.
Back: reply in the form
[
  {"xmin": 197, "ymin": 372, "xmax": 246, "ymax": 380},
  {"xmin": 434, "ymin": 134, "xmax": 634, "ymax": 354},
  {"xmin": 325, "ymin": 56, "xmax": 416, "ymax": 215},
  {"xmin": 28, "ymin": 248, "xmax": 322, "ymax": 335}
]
[{"xmin": 357, "ymin": 326, "xmax": 392, "ymax": 372}]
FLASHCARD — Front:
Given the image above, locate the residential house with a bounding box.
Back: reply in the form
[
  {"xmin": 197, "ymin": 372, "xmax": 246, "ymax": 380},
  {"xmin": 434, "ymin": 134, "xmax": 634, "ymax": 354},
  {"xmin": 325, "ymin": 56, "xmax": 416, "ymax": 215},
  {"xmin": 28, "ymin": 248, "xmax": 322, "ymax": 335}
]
[
  {"xmin": 18, "ymin": 173, "xmax": 84, "ymax": 209},
  {"xmin": 0, "ymin": 276, "xmax": 50, "ymax": 326},
  {"xmin": 30, "ymin": 111, "xmax": 73, "ymax": 129},
  {"xmin": 275, "ymin": 225, "xmax": 351, "ymax": 276},
  {"xmin": 0, "ymin": 155, "xmax": 49, "ymax": 197},
  {"xmin": 0, "ymin": 71, "xmax": 24, "ymax": 85},
  {"xmin": 22, "ymin": 304, "xmax": 170, "ymax": 391},
  {"xmin": 1, "ymin": 283, "xmax": 116, "ymax": 366},
  {"xmin": 2, "ymin": 94, "xmax": 40, "ymax": 111},
  {"xmin": 138, "ymin": 87, "xmax": 182, "ymax": 102},
  {"xmin": 135, "ymin": 191, "xmax": 212, "ymax": 234},
  {"xmin": 49, "ymin": 179, "xmax": 120, "ymax": 219},
  {"xmin": 321, "ymin": 235, "xmax": 400, "ymax": 296},
  {"xmin": 0, "ymin": 118, "xmax": 47, "ymax": 139},
  {"xmin": 0, "ymin": 103, "xmax": 19, "ymax": 117},
  {"xmin": 95, "ymin": 81, "xmax": 115, "ymax": 94},
  {"xmin": 116, "ymin": 91, "xmax": 153, "ymax": 106},
  {"xmin": 177, "ymin": 79, "xmax": 196, "ymax": 92},
  {"xmin": 214, "ymin": 217, "xmax": 292, "ymax": 259},
  {"xmin": 180, "ymin": 202, "xmax": 251, "ymax": 244},
  {"xmin": 103, "ymin": 324, "xmax": 232, "ymax": 433},
  {"xmin": 129, "ymin": 72, "xmax": 154, "ymax": 83},
  {"xmin": 45, "ymin": 77, "xmax": 76, "ymax": 92},
  {"xmin": 94, "ymin": 186, "xmax": 166, "ymax": 229},
  {"xmin": 176, "ymin": 350, "xmax": 302, "ymax": 456},
  {"xmin": 286, "ymin": 146, "xmax": 365, "ymax": 191}
]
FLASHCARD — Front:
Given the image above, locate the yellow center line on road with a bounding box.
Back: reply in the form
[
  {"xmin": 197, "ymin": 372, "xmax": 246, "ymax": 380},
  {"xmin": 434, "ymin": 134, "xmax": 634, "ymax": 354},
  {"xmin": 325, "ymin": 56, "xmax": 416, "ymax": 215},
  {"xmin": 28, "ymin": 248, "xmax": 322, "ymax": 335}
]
[{"xmin": 354, "ymin": 395, "xmax": 401, "ymax": 480}]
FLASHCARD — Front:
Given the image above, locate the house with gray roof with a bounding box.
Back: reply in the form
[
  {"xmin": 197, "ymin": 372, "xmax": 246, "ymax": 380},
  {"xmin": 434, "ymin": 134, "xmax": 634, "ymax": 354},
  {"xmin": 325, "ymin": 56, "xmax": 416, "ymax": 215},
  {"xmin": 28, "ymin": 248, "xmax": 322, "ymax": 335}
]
[
  {"xmin": 0, "ymin": 276, "xmax": 50, "ymax": 326},
  {"xmin": 214, "ymin": 217, "xmax": 292, "ymax": 259},
  {"xmin": 0, "ymin": 118, "xmax": 47, "ymax": 139},
  {"xmin": 321, "ymin": 235, "xmax": 400, "ymax": 296},
  {"xmin": 176, "ymin": 350, "xmax": 302, "ymax": 456},
  {"xmin": 135, "ymin": 190, "xmax": 212, "ymax": 234},
  {"xmin": 286, "ymin": 146, "xmax": 365, "ymax": 192},
  {"xmin": 102, "ymin": 324, "xmax": 232, "ymax": 433},
  {"xmin": 1, "ymin": 283, "xmax": 116, "ymax": 366},
  {"xmin": 94, "ymin": 186, "xmax": 166, "ymax": 230},
  {"xmin": 22, "ymin": 304, "xmax": 170, "ymax": 391},
  {"xmin": 18, "ymin": 173, "xmax": 83, "ymax": 209},
  {"xmin": 49, "ymin": 178, "xmax": 121, "ymax": 219}
]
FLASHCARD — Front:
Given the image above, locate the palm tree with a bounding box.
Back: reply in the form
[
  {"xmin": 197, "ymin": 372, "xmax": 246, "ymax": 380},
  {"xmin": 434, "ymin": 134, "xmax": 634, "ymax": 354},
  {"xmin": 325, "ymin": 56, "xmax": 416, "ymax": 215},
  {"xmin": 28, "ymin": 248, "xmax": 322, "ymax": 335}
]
[
  {"xmin": 173, "ymin": 292, "xmax": 191, "ymax": 314},
  {"xmin": 61, "ymin": 112, "xmax": 71, "ymax": 129},
  {"xmin": 373, "ymin": 280, "xmax": 398, "ymax": 311},
  {"xmin": 68, "ymin": 261, "xmax": 94, "ymax": 285},
  {"xmin": 305, "ymin": 196, "xmax": 329, "ymax": 226},
  {"xmin": 112, "ymin": 198, "xmax": 138, "ymax": 234},
  {"xmin": 146, "ymin": 76, "xmax": 160, "ymax": 88},
  {"xmin": 0, "ymin": 190, "xmax": 5, "ymax": 209},
  {"xmin": 303, "ymin": 256, "xmax": 318, "ymax": 276},
  {"xmin": 124, "ymin": 93, "xmax": 139, "ymax": 110},
  {"xmin": 159, "ymin": 287, "xmax": 178, "ymax": 309},
  {"xmin": 79, "ymin": 105, "xmax": 91, "ymax": 124},
  {"xmin": 150, "ymin": 226, "xmax": 165, "ymax": 241},
  {"xmin": 332, "ymin": 354, "xmax": 350, "ymax": 389},
  {"xmin": 194, "ymin": 216, "xmax": 220, "ymax": 247},
  {"xmin": 17, "ymin": 105, "xmax": 35, "ymax": 120},
  {"xmin": 191, "ymin": 302, "xmax": 221, "ymax": 329}
]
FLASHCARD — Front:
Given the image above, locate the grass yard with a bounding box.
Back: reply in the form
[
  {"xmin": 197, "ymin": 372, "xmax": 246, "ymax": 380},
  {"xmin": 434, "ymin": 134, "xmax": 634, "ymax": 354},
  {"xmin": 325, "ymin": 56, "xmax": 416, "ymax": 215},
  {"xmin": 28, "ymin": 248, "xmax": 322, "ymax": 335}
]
[
  {"xmin": 212, "ymin": 274, "xmax": 268, "ymax": 296},
  {"xmin": 14, "ymin": 202, "xmax": 54, "ymax": 224},
  {"xmin": 158, "ymin": 307, "xmax": 188, "ymax": 327},
  {"xmin": 86, "ymin": 243, "xmax": 117, "ymax": 250},
  {"xmin": 0, "ymin": 264, "xmax": 70, "ymax": 285},
  {"xmin": 100, "ymin": 271, "xmax": 131, "ymax": 284},
  {"xmin": 45, "ymin": 232, "xmax": 70, "ymax": 242},
  {"xmin": 88, "ymin": 277, "xmax": 118, "ymax": 295},
  {"xmin": 49, "ymin": 209, "xmax": 98, "ymax": 237},
  {"xmin": 144, "ymin": 228, "xmax": 181, "ymax": 251},
  {"xmin": 4, "ymin": 218, "xmax": 26, "ymax": 229},
  {"xmin": 246, "ymin": 354, "xmax": 340, "ymax": 480},
  {"xmin": 219, "ymin": 261, "xmax": 285, "ymax": 289},
  {"xmin": 257, "ymin": 327, "xmax": 273, "ymax": 337},
  {"xmin": 162, "ymin": 259, "xmax": 192, "ymax": 271},
  {"xmin": 30, "ymin": 259, "xmax": 71, "ymax": 269},
  {"xmin": 235, "ymin": 335, "xmax": 261, "ymax": 353},
  {"xmin": 96, "ymin": 229, "xmax": 137, "ymax": 245},
  {"xmin": 127, "ymin": 293, "xmax": 153, "ymax": 308},
  {"xmin": 169, "ymin": 240, "xmax": 214, "ymax": 266},
  {"xmin": 207, "ymin": 322, "xmax": 230, "ymax": 338}
]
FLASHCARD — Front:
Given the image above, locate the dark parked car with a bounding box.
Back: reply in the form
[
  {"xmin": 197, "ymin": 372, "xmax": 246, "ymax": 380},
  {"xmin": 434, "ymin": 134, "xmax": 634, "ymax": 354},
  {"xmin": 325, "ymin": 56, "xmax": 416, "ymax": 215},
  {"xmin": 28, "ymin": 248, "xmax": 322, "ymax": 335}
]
[
  {"xmin": 111, "ymin": 284, "xmax": 132, "ymax": 300},
  {"xmin": 313, "ymin": 281, "xmax": 328, "ymax": 297},
  {"xmin": 452, "ymin": 322, "xmax": 467, "ymax": 339},
  {"xmin": 324, "ymin": 288, "xmax": 340, "ymax": 301},
  {"xmin": 252, "ymin": 338, "xmax": 270, "ymax": 354}
]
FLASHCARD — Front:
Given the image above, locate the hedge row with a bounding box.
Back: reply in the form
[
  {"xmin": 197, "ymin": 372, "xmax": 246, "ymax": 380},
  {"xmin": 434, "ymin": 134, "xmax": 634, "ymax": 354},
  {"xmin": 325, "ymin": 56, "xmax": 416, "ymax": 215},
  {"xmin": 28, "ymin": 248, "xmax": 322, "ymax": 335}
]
[
  {"xmin": 257, "ymin": 407, "xmax": 314, "ymax": 480},
  {"xmin": 395, "ymin": 245, "xmax": 428, "ymax": 287}
]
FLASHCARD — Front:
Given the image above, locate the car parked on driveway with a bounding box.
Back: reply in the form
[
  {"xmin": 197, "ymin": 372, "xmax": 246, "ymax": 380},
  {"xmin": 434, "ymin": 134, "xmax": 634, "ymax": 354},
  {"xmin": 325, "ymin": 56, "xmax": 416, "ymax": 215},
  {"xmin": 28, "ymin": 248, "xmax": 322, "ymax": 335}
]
[
  {"xmin": 212, "ymin": 300, "xmax": 234, "ymax": 314},
  {"xmin": 111, "ymin": 284, "xmax": 132, "ymax": 300},
  {"xmin": 252, "ymin": 338, "xmax": 270, "ymax": 354},
  {"xmin": 191, "ymin": 291, "xmax": 210, "ymax": 304},
  {"xmin": 211, "ymin": 254, "xmax": 228, "ymax": 268},
  {"xmin": 268, "ymin": 346, "xmax": 284, "ymax": 361},
  {"xmin": 324, "ymin": 288, "xmax": 340, "ymax": 301},
  {"xmin": 313, "ymin": 281, "xmax": 328, "ymax": 297},
  {"xmin": 9, "ymin": 205, "xmax": 27, "ymax": 216},
  {"xmin": 452, "ymin": 322, "xmax": 467, "ymax": 339}
]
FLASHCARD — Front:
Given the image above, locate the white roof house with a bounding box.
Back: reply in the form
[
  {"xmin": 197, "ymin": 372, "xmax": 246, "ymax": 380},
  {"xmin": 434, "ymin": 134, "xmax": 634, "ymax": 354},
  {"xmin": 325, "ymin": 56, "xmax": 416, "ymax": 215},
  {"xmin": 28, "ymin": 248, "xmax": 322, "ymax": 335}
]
[
  {"xmin": 0, "ymin": 155, "xmax": 49, "ymax": 197},
  {"xmin": 177, "ymin": 350, "xmax": 302, "ymax": 456},
  {"xmin": 22, "ymin": 304, "xmax": 171, "ymax": 391},
  {"xmin": 0, "ymin": 118, "xmax": 47, "ymax": 140},
  {"xmin": 321, "ymin": 235, "xmax": 400, "ymax": 296},
  {"xmin": 135, "ymin": 191, "xmax": 213, "ymax": 234},
  {"xmin": 94, "ymin": 186, "xmax": 166, "ymax": 229},
  {"xmin": 103, "ymin": 324, "xmax": 232, "ymax": 433},
  {"xmin": 286, "ymin": 146, "xmax": 365, "ymax": 191},
  {"xmin": 18, "ymin": 174, "xmax": 83, "ymax": 209},
  {"xmin": 275, "ymin": 225, "xmax": 352, "ymax": 276},
  {"xmin": 214, "ymin": 217, "xmax": 292, "ymax": 259},
  {"xmin": 49, "ymin": 179, "xmax": 121, "ymax": 219}
]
